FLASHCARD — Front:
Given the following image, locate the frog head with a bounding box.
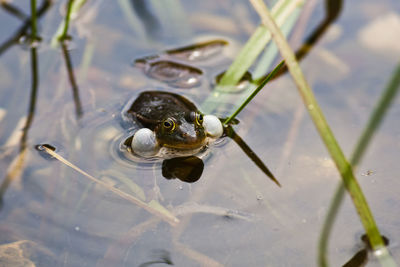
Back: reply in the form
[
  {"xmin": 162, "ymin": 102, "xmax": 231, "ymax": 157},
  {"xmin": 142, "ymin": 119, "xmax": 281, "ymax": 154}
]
[{"xmin": 131, "ymin": 114, "xmax": 223, "ymax": 157}]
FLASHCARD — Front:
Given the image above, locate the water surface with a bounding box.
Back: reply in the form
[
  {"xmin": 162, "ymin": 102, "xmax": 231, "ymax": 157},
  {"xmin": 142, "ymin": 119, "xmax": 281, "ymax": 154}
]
[{"xmin": 0, "ymin": 0, "xmax": 400, "ymax": 266}]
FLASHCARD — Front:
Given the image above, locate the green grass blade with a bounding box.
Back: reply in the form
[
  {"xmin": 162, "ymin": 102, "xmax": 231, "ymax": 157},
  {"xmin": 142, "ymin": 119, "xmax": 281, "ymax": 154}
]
[
  {"xmin": 248, "ymin": 0, "xmax": 392, "ymax": 261},
  {"xmin": 218, "ymin": 25, "xmax": 271, "ymax": 86},
  {"xmin": 253, "ymin": 8, "xmax": 301, "ymax": 79},
  {"xmin": 217, "ymin": 0, "xmax": 304, "ymax": 87}
]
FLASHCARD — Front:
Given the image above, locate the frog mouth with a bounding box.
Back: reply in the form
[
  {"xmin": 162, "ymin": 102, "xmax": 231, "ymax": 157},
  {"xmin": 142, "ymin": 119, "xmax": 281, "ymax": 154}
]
[{"xmin": 161, "ymin": 139, "xmax": 207, "ymax": 150}]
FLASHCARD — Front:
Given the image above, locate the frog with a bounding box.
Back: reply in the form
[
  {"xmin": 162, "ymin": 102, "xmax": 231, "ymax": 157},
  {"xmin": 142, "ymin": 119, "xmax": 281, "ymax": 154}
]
[{"xmin": 125, "ymin": 90, "xmax": 223, "ymax": 158}]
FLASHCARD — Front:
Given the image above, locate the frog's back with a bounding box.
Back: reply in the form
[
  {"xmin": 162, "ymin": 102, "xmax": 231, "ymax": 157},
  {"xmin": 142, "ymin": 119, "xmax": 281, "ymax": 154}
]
[{"xmin": 127, "ymin": 91, "xmax": 198, "ymax": 128}]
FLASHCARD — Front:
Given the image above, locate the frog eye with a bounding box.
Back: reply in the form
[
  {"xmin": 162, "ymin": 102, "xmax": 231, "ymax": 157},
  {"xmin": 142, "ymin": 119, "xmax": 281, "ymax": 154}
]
[
  {"xmin": 195, "ymin": 113, "xmax": 203, "ymax": 126},
  {"xmin": 163, "ymin": 118, "xmax": 176, "ymax": 131}
]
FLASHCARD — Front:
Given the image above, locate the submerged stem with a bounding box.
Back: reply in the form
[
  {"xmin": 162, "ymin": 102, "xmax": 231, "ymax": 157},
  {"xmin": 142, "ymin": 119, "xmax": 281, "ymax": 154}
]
[
  {"xmin": 20, "ymin": 47, "xmax": 39, "ymax": 152},
  {"xmin": 59, "ymin": 0, "xmax": 75, "ymax": 41},
  {"xmin": 30, "ymin": 0, "xmax": 37, "ymax": 40},
  {"xmin": 61, "ymin": 41, "xmax": 83, "ymax": 118}
]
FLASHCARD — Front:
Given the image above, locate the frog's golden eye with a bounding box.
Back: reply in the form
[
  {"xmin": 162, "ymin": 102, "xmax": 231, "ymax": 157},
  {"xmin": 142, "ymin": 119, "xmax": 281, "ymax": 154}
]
[
  {"xmin": 163, "ymin": 118, "xmax": 175, "ymax": 131},
  {"xmin": 195, "ymin": 113, "xmax": 203, "ymax": 126}
]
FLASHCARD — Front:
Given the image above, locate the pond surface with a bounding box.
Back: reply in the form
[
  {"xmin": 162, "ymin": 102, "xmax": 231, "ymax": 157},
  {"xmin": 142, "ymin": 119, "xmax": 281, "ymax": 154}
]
[{"xmin": 1, "ymin": 0, "xmax": 400, "ymax": 266}]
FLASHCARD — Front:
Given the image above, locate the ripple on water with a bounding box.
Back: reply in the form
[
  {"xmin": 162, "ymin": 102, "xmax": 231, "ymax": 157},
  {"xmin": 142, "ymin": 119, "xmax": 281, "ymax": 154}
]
[{"xmin": 76, "ymin": 113, "xmax": 162, "ymax": 172}]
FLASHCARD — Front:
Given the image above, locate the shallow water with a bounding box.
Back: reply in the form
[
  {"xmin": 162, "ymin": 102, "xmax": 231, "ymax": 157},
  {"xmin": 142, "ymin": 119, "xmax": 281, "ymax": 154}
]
[{"xmin": 1, "ymin": 0, "xmax": 400, "ymax": 266}]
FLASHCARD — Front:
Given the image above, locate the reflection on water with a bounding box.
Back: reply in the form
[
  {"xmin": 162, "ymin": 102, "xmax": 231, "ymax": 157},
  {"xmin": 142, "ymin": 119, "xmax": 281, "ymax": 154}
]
[
  {"xmin": 166, "ymin": 39, "xmax": 228, "ymax": 61},
  {"xmin": 136, "ymin": 60, "xmax": 203, "ymax": 88},
  {"xmin": 134, "ymin": 39, "xmax": 228, "ymax": 89},
  {"xmin": 162, "ymin": 156, "xmax": 204, "ymax": 183}
]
